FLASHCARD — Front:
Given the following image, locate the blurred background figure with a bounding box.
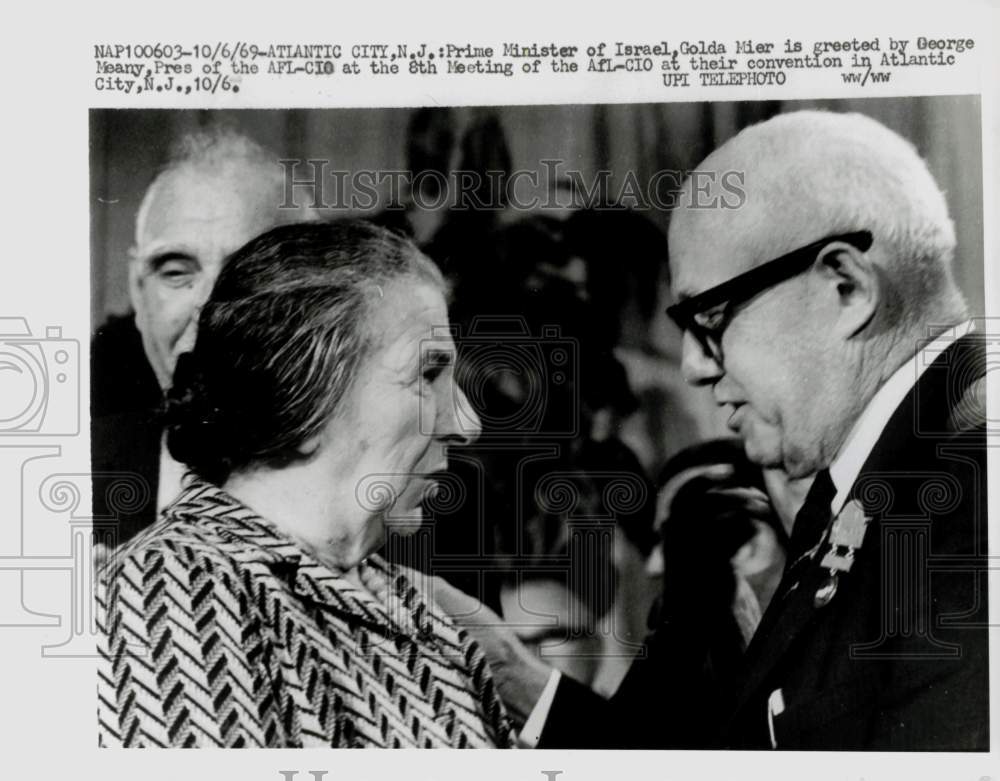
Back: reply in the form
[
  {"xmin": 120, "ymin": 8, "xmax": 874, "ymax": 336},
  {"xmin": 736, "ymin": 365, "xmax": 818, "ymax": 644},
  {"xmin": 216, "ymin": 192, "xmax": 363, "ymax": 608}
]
[
  {"xmin": 648, "ymin": 438, "xmax": 788, "ymax": 675},
  {"xmin": 563, "ymin": 209, "xmax": 705, "ymax": 472},
  {"xmin": 371, "ymin": 106, "xmax": 456, "ymax": 245},
  {"xmin": 588, "ymin": 437, "xmax": 790, "ymax": 745},
  {"xmin": 575, "ymin": 437, "xmax": 660, "ymax": 695},
  {"xmin": 427, "ymin": 112, "xmax": 516, "ymax": 311},
  {"xmin": 495, "ymin": 470, "xmax": 612, "ymax": 690},
  {"xmin": 494, "ymin": 457, "xmax": 657, "ymax": 695}
]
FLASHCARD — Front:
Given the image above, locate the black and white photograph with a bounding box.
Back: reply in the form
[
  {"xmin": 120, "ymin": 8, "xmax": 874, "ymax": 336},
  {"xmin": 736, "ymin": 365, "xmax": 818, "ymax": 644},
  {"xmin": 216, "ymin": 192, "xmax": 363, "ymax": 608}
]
[
  {"xmin": 89, "ymin": 97, "xmax": 988, "ymax": 749},
  {"xmin": 0, "ymin": 4, "xmax": 996, "ymax": 780}
]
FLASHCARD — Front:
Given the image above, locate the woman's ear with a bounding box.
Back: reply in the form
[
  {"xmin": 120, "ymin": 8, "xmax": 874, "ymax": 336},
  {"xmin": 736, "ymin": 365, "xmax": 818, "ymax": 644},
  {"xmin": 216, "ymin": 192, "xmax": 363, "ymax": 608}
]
[{"xmin": 815, "ymin": 241, "xmax": 880, "ymax": 338}]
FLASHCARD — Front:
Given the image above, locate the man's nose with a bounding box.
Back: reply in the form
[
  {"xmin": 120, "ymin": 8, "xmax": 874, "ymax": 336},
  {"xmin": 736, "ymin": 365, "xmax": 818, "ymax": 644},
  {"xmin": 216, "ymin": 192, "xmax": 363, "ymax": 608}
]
[
  {"xmin": 186, "ymin": 269, "xmax": 222, "ymax": 329},
  {"xmin": 440, "ymin": 384, "xmax": 482, "ymax": 445},
  {"xmin": 195, "ymin": 272, "xmax": 218, "ymax": 306},
  {"xmin": 680, "ymin": 330, "xmax": 724, "ymax": 386},
  {"xmin": 180, "ymin": 280, "xmax": 214, "ymax": 341}
]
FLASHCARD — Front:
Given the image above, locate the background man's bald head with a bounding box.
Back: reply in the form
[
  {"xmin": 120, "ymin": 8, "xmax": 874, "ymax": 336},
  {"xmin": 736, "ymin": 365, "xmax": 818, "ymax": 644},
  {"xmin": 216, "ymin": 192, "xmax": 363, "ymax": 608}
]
[
  {"xmin": 135, "ymin": 127, "xmax": 297, "ymax": 242},
  {"xmin": 130, "ymin": 127, "xmax": 320, "ymax": 388}
]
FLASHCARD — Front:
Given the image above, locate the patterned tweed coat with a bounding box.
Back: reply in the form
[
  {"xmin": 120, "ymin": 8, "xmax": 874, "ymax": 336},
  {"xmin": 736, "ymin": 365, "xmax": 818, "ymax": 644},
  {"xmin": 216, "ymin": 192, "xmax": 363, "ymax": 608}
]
[{"xmin": 97, "ymin": 480, "xmax": 514, "ymax": 748}]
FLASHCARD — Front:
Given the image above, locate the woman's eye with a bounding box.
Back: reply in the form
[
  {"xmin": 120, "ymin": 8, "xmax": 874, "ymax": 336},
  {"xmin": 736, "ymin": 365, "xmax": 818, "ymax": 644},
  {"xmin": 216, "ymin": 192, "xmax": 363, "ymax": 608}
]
[
  {"xmin": 421, "ymin": 350, "xmax": 453, "ymax": 384},
  {"xmin": 422, "ymin": 366, "xmax": 444, "ymax": 383}
]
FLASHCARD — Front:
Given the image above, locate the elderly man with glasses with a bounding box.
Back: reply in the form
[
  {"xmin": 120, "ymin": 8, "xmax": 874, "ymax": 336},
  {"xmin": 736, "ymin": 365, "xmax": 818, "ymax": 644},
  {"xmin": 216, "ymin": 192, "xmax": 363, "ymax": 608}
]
[{"xmin": 434, "ymin": 109, "xmax": 988, "ymax": 750}]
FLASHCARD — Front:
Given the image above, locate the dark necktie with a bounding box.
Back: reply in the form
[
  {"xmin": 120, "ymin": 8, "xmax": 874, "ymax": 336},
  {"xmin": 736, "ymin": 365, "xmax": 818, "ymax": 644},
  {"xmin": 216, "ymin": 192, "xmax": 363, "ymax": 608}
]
[
  {"xmin": 778, "ymin": 469, "xmax": 836, "ymax": 594},
  {"xmin": 743, "ymin": 469, "xmax": 838, "ymax": 665}
]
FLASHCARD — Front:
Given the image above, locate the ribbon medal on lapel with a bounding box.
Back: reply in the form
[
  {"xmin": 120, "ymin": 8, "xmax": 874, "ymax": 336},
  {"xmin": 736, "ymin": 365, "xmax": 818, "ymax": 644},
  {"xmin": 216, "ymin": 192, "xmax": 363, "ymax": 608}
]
[{"xmin": 814, "ymin": 499, "xmax": 871, "ymax": 608}]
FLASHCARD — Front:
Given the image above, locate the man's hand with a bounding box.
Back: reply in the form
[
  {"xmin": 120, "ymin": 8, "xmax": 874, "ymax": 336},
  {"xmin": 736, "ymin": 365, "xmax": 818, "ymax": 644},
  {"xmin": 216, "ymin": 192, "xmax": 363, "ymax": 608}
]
[{"xmin": 429, "ymin": 576, "xmax": 553, "ymax": 725}]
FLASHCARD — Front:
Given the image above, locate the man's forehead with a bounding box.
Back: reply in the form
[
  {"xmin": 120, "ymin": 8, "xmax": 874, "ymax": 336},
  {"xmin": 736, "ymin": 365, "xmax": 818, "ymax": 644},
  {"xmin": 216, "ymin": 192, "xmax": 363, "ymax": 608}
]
[
  {"xmin": 668, "ymin": 208, "xmax": 767, "ymax": 299},
  {"xmin": 668, "ymin": 125, "xmax": 843, "ymax": 299}
]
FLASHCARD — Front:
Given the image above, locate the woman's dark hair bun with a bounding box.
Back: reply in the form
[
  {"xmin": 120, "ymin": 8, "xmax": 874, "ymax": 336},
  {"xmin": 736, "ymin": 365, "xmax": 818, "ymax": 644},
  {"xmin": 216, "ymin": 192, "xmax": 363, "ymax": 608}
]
[{"xmin": 165, "ymin": 351, "xmax": 234, "ymax": 483}]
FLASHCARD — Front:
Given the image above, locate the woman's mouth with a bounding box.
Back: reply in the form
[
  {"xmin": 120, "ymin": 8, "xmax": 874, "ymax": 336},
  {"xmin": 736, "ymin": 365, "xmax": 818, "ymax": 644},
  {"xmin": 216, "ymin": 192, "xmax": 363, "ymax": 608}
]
[
  {"xmin": 420, "ymin": 479, "xmax": 442, "ymax": 502},
  {"xmin": 418, "ymin": 468, "xmax": 451, "ymax": 504}
]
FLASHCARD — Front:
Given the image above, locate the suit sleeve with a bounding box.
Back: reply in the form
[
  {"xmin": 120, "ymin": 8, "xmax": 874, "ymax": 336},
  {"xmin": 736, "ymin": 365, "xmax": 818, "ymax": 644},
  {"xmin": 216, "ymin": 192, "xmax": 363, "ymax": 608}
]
[
  {"xmin": 537, "ymin": 618, "xmax": 725, "ymax": 749},
  {"xmin": 97, "ymin": 544, "xmax": 279, "ymax": 747}
]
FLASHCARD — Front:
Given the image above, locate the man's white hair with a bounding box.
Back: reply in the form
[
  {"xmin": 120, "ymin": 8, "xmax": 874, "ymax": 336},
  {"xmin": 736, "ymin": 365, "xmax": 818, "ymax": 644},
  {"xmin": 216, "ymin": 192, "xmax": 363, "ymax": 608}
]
[
  {"xmin": 134, "ymin": 125, "xmax": 305, "ymax": 241},
  {"xmin": 708, "ymin": 110, "xmax": 967, "ymax": 328}
]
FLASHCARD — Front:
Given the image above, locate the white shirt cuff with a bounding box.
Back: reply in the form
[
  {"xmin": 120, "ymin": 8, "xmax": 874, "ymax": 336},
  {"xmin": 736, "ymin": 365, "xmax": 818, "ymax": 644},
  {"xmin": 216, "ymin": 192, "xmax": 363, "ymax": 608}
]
[{"xmin": 517, "ymin": 669, "xmax": 561, "ymax": 748}]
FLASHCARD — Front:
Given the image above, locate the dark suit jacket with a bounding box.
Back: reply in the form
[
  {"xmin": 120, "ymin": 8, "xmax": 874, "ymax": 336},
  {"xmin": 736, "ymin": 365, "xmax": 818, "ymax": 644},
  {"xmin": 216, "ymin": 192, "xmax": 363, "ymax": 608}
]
[
  {"xmin": 91, "ymin": 314, "xmax": 163, "ymax": 546},
  {"xmin": 539, "ymin": 334, "xmax": 989, "ymax": 750}
]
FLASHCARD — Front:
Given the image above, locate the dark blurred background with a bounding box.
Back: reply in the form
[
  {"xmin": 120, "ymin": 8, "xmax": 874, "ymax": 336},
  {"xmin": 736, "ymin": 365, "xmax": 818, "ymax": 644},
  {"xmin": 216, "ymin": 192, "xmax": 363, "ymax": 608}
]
[{"xmin": 91, "ymin": 98, "xmax": 984, "ymax": 329}]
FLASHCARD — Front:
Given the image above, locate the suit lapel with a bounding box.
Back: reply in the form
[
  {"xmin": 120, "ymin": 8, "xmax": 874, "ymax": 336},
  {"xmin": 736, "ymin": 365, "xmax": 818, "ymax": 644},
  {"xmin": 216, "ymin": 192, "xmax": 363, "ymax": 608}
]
[
  {"xmin": 855, "ymin": 333, "xmax": 984, "ymax": 479},
  {"xmin": 728, "ymin": 570, "xmax": 822, "ymax": 715}
]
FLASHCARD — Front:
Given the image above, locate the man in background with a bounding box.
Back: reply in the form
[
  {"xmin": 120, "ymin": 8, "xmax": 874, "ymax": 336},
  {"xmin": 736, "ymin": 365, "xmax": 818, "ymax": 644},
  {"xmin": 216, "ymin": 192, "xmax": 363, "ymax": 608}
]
[{"xmin": 92, "ymin": 127, "xmax": 318, "ymax": 547}]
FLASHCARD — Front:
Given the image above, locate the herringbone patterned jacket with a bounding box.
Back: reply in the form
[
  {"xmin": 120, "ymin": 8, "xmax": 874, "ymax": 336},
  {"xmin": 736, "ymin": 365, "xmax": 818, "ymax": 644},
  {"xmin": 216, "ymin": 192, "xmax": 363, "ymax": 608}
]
[{"xmin": 97, "ymin": 480, "xmax": 515, "ymax": 748}]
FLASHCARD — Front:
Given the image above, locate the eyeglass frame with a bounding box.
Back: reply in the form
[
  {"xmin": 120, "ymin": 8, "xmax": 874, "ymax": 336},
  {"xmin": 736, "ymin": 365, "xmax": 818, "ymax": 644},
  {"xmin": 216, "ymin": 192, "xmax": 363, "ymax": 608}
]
[{"xmin": 665, "ymin": 230, "xmax": 874, "ymax": 359}]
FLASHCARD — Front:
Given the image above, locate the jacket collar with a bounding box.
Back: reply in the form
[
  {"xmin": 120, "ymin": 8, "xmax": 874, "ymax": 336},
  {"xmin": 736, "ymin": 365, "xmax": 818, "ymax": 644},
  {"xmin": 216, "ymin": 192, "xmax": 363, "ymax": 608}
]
[
  {"xmin": 828, "ymin": 321, "xmax": 975, "ymax": 517},
  {"xmin": 164, "ymin": 479, "xmax": 433, "ymax": 641}
]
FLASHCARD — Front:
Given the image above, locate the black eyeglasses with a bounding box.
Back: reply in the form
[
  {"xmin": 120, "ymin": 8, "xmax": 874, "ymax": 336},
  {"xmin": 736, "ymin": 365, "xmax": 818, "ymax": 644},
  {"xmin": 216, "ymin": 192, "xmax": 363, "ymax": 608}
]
[{"xmin": 666, "ymin": 230, "xmax": 873, "ymax": 360}]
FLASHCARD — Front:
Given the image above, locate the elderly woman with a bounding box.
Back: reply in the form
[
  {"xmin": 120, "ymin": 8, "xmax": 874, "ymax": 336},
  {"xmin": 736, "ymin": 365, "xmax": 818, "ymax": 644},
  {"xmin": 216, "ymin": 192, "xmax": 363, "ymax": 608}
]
[{"xmin": 97, "ymin": 221, "xmax": 514, "ymax": 748}]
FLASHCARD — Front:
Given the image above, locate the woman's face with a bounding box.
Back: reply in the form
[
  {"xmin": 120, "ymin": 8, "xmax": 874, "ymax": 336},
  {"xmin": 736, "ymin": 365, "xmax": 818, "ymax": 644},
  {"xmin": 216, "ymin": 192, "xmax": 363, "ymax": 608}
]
[{"xmin": 316, "ymin": 278, "xmax": 480, "ymax": 557}]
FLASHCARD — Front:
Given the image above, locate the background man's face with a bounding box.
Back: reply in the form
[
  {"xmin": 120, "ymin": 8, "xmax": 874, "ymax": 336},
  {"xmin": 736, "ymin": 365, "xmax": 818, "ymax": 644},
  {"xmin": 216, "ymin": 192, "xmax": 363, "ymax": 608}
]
[{"xmin": 129, "ymin": 164, "xmax": 283, "ymax": 389}]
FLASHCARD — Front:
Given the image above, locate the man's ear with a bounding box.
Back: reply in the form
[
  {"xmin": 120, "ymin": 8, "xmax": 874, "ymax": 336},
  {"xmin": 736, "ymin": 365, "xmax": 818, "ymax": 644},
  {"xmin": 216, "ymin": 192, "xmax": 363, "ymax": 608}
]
[{"xmin": 815, "ymin": 241, "xmax": 880, "ymax": 338}]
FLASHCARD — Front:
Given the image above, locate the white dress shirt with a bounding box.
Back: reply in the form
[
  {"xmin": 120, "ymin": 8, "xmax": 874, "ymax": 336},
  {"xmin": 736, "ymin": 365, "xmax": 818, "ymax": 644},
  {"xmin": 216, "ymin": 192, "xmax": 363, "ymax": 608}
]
[{"xmin": 518, "ymin": 668, "xmax": 562, "ymax": 747}]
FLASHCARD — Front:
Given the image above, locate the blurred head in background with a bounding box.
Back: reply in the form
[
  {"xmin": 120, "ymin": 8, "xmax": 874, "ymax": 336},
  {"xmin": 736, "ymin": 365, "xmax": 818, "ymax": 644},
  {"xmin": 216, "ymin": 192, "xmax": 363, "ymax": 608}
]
[
  {"xmin": 496, "ymin": 470, "xmax": 614, "ymax": 687},
  {"xmin": 649, "ymin": 438, "xmax": 787, "ymax": 648},
  {"xmin": 496, "ymin": 450, "xmax": 656, "ymax": 690},
  {"xmin": 129, "ymin": 126, "xmax": 318, "ymax": 388}
]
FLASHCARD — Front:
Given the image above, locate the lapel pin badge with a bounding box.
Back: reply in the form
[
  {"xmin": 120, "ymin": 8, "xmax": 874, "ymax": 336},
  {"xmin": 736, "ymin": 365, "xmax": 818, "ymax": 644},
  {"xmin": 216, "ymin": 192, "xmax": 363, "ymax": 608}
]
[{"xmin": 815, "ymin": 499, "xmax": 871, "ymax": 609}]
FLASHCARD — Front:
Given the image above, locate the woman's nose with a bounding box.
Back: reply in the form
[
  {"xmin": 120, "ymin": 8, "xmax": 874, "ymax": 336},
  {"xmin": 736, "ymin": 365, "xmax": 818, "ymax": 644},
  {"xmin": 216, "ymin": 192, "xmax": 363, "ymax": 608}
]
[{"xmin": 441, "ymin": 384, "xmax": 482, "ymax": 445}]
